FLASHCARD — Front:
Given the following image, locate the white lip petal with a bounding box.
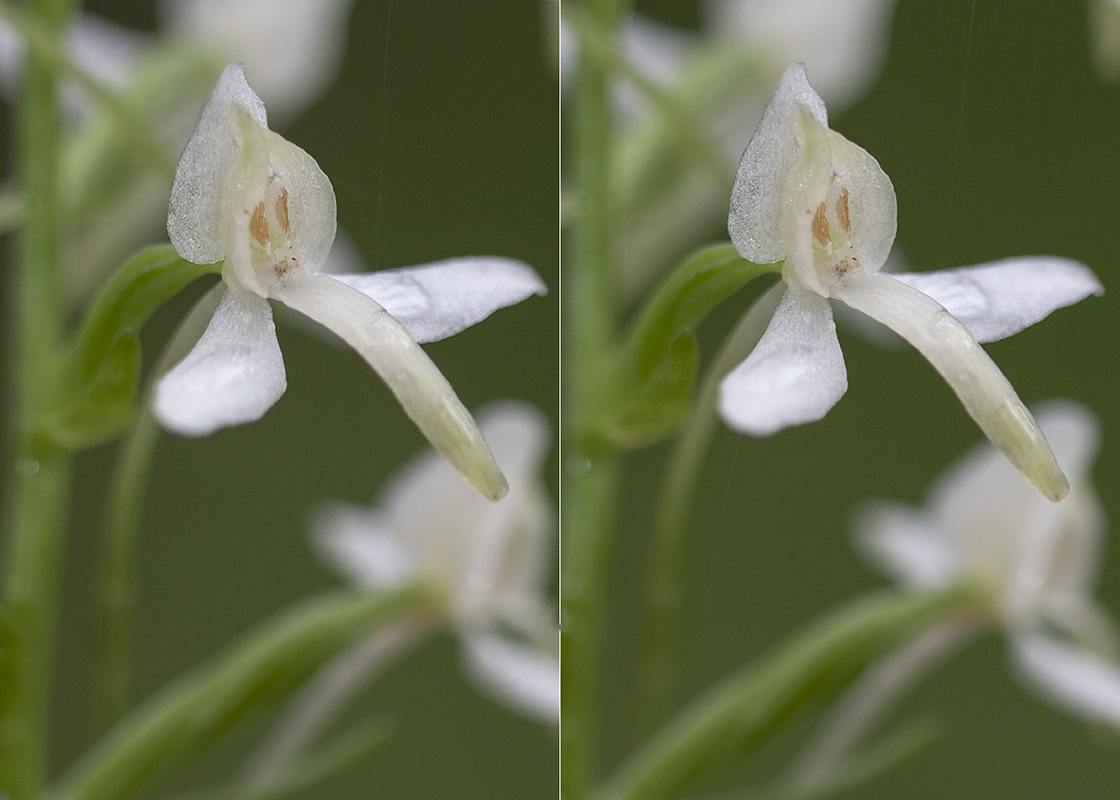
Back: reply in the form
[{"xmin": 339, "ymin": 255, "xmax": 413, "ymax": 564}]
[
  {"xmin": 718, "ymin": 286, "xmax": 848, "ymax": 435},
  {"xmin": 167, "ymin": 63, "xmax": 268, "ymax": 266},
  {"xmin": 153, "ymin": 286, "xmax": 286, "ymax": 436},
  {"xmin": 461, "ymin": 632, "xmax": 559, "ymax": 723},
  {"xmin": 833, "ymin": 274, "xmax": 1069, "ymax": 502},
  {"xmin": 1012, "ymin": 632, "xmax": 1120, "ymax": 730},
  {"xmin": 329, "ymin": 257, "xmax": 546, "ymax": 344},
  {"xmin": 272, "ymin": 274, "xmax": 508, "ymax": 501},
  {"xmin": 892, "ymin": 257, "xmax": 1103, "ymax": 344},
  {"xmin": 728, "ymin": 63, "xmax": 828, "ymax": 265}
]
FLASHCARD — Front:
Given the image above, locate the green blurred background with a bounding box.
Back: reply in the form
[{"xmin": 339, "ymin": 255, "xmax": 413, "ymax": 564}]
[
  {"xmin": 0, "ymin": 0, "xmax": 558, "ymax": 797},
  {"xmin": 597, "ymin": 0, "xmax": 1120, "ymax": 797}
]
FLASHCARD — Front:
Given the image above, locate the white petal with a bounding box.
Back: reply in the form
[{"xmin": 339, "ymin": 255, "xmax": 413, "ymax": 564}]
[
  {"xmin": 461, "ymin": 632, "xmax": 559, "ymax": 723},
  {"xmin": 329, "ymin": 257, "xmax": 546, "ymax": 344},
  {"xmin": 718, "ymin": 286, "xmax": 847, "ymax": 435},
  {"xmin": 1012, "ymin": 633, "xmax": 1120, "ymax": 729},
  {"xmin": 167, "ymin": 63, "xmax": 268, "ymax": 265},
  {"xmin": 728, "ymin": 63, "xmax": 827, "ymax": 265},
  {"xmin": 854, "ymin": 502, "xmax": 958, "ymax": 588},
  {"xmin": 892, "ymin": 257, "xmax": 1103, "ymax": 344},
  {"xmin": 158, "ymin": 0, "xmax": 355, "ymax": 120},
  {"xmin": 310, "ymin": 503, "xmax": 414, "ymax": 591},
  {"xmin": 833, "ymin": 274, "xmax": 1069, "ymax": 501},
  {"xmin": 272, "ymin": 274, "xmax": 507, "ymax": 501},
  {"xmin": 153, "ymin": 287, "xmax": 286, "ymax": 436}
]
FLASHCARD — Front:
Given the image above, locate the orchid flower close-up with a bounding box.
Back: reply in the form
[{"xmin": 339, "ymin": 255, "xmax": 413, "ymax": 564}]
[
  {"xmin": 153, "ymin": 64, "xmax": 546, "ymax": 500},
  {"xmin": 312, "ymin": 401, "xmax": 558, "ymax": 723},
  {"xmin": 857, "ymin": 401, "xmax": 1120, "ymax": 730},
  {"xmin": 719, "ymin": 63, "xmax": 1102, "ymax": 501}
]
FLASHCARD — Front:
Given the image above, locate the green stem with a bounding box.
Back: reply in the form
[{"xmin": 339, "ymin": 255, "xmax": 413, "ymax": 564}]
[
  {"xmin": 561, "ymin": 1, "xmax": 628, "ymax": 796},
  {"xmin": 0, "ymin": 1, "xmax": 78, "ymax": 797},
  {"xmin": 637, "ymin": 281, "xmax": 784, "ymax": 723}
]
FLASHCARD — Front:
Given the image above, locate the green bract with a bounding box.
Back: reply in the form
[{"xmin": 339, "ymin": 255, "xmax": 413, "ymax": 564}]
[
  {"xmin": 46, "ymin": 245, "xmax": 220, "ymax": 448},
  {"xmin": 600, "ymin": 243, "xmax": 779, "ymax": 447}
]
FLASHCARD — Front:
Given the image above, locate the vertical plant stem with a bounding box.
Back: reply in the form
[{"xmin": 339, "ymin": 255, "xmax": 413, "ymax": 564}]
[
  {"xmin": 561, "ymin": 1, "xmax": 626, "ymax": 797},
  {"xmin": 637, "ymin": 282, "xmax": 784, "ymax": 724},
  {"xmin": 0, "ymin": 0, "xmax": 77, "ymax": 796}
]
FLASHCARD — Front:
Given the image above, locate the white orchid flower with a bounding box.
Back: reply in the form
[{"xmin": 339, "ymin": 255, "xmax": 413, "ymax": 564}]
[
  {"xmin": 153, "ymin": 64, "xmax": 545, "ymax": 501},
  {"xmin": 858, "ymin": 401, "xmax": 1120, "ymax": 730},
  {"xmin": 719, "ymin": 64, "xmax": 1102, "ymax": 501},
  {"xmin": 312, "ymin": 401, "xmax": 558, "ymax": 722}
]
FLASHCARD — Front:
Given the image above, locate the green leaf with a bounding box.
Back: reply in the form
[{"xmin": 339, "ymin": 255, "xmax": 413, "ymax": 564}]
[
  {"xmin": 598, "ymin": 244, "xmax": 780, "ymax": 447},
  {"xmin": 48, "ymin": 588, "xmax": 427, "ymax": 800},
  {"xmin": 594, "ymin": 587, "xmax": 973, "ymax": 800},
  {"xmin": 46, "ymin": 245, "xmax": 221, "ymax": 447}
]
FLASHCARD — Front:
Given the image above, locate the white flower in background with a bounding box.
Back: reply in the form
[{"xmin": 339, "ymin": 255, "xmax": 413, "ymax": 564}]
[
  {"xmin": 718, "ymin": 64, "xmax": 1101, "ymax": 501},
  {"xmin": 156, "ymin": 0, "xmax": 355, "ymax": 121},
  {"xmin": 153, "ymin": 64, "xmax": 545, "ymax": 501},
  {"xmin": 858, "ymin": 401, "xmax": 1120, "ymax": 729},
  {"xmin": 313, "ymin": 401, "xmax": 558, "ymax": 722},
  {"xmin": 701, "ymin": 0, "xmax": 897, "ymax": 110},
  {"xmin": 0, "ymin": 0, "xmax": 355, "ymax": 120}
]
